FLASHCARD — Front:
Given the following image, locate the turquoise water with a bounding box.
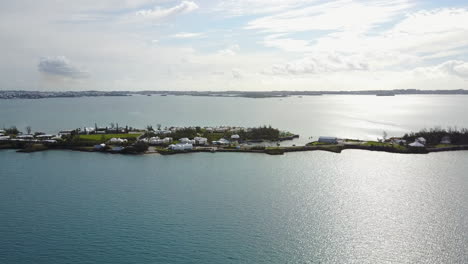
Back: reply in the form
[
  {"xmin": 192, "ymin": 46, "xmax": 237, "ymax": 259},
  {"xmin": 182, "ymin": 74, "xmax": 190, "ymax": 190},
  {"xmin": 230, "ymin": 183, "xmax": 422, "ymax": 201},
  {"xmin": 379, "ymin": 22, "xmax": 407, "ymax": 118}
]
[
  {"xmin": 0, "ymin": 150, "xmax": 467, "ymax": 263},
  {"xmin": 1, "ymin": 95, "xmax": 468, "ymax": 263}
]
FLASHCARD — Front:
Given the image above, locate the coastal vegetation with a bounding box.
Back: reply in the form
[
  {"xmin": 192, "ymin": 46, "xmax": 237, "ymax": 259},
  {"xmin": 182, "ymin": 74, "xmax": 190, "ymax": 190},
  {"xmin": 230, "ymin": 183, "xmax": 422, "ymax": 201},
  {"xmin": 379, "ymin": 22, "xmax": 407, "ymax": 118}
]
[
  {"xmin": 2, "ymin": 124, "xmax": 468, "ymax": 156},
  {"xmin": 78, "ymin": 133, "xmax": 141, "ymax": 142},
  {"xmin": 403, "ymin": 127, "xmax": 468, "ymax": 145}
]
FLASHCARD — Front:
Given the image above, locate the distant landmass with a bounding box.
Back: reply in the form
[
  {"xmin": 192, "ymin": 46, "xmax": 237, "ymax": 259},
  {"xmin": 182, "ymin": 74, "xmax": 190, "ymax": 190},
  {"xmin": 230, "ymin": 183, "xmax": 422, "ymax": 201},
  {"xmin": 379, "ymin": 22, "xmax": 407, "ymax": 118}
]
[{"xmin": 1, "ymin": 89, "xmax": 468, "ymax": 99}]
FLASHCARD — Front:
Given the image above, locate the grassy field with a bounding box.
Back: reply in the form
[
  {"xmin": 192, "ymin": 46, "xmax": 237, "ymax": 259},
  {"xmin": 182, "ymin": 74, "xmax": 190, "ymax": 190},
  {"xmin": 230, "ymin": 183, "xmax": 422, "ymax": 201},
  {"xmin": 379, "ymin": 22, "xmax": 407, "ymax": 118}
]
[
  {"xmin": 78, "ymin": 133, "xmax": 142, "ymax": 141},
  {"xmin": 362, "ymin": 141, "xmax": 408, "ymax": 151},
  {"xmin": 306, "ymin": 141, "xmax": 334, "ymax": 146}
]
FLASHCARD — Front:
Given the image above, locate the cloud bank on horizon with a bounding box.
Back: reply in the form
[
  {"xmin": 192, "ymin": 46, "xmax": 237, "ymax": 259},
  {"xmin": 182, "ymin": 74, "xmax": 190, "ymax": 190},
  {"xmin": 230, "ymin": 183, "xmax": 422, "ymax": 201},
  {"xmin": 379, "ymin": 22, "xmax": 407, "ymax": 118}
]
[{"xmin": 1, "ymin": 0, "xmax": 468, "ymax": 91}]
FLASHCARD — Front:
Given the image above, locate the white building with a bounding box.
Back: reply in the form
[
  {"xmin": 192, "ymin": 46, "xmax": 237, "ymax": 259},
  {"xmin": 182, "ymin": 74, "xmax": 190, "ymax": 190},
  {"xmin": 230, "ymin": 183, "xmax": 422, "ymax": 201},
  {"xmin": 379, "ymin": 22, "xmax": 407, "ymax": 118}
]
[
  {"xmin": 440, "ymin": 136, "xmax": 451, "ymax": 144},
  {"xmin": 194, "ymin": 137, "xmax": 208, "ymax": 145},
  {"xmin": 149, "ymin": 137, "xmax": 164, "ymax": 145},
  {"xmin": 213, "ymin": 138, "xmax": 230, "ymax": 145},
  {"xmin": 162, "ymin": 137, "xmax": 173, "ymax": 144},
  {"xmin": 179, "ymin": 138, "xmax": 190, "ymax": 144},
  {"xmin": 17, "ymin": 135, "xmax": 34, "ymax": 139},
  {"xmin": 0, "ymin": 136, "xmax": 10, "ymax": 140},
  {"xmin": 231, "ymin": 134, "xmax": 240, "ymax": 140},
  {"xmin": 318, "ymin": 137, "xmax": 338, "ymax": 144},
  {"xmin": 409, "ymin": 141, "xmax": 425, "ymax": 148},
  {"xmin": 109, "ymin": 138, "xmax": 128, "ymax": 144},
  {"xmin": 416, "ymin": 137, "xmax": 427, "ymax": 145},
  {"xmin": 391, "ymin": 138, "xmax": 406, "ymax": 145},
  {"xmin": 168, "ymin": 143, "xmax": 193, "ymax": 151}
]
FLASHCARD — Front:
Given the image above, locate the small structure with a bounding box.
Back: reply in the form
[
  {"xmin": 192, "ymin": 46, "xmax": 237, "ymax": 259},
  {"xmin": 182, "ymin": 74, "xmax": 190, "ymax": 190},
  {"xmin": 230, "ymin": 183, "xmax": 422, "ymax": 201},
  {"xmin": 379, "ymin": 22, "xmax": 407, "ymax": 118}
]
[
  {"xmin": 213, "ymin": 138, "xmax": 230, "ymax": 145},
  {"xmin": 391, "ymin": 138, "xmax": 406, "ymax": 145},
  {"xmin": 318, "ymin": 137, "xmax": 338, "ymax": 144},
  {"xmin": 416, "ymin": 137, "xmax": 426, "ymax": 145},
  {"xmin": 168, "ymin": 143, "xmax": 193, "ymax": 151},
  {"xmin": 36, "ymin": 134, "xmax": 54, "ymax": 140},
  {"xmin": 0, "ymin": 136, "xmax": 10, "ymax": 140},
  {"xmin": 17, "ymin": 135, "xmax": 34, "ymax": 139},
  {"xmin": 59, "ymin": 130, "xmax": 74, "ymax": 136},
  {"xmin": 162, "ymin": 137, "xmax": 173, "ymax": 144},
  {"xmin": 111, "ymin": 146, "xmax": 125, "ymax": 152},
  {"xmin": 194, "ymin": 137, "xmax": 208, "ymax": 145},
  {"xmin": 94, "ymin": 143, "xmax": 106, "ymax": 150},
  {"xmin": 148, "ymin": 137, "xmax": 164, "ymax": 145},
  {"xmin": 231, "ymin": 134, "xmax": 240, "ymax": 140},
  {"xmin": 440, "ymin": 136, "xmax": 451, "ymax": 145},
  {"xmin": 409, "ymin": 141, "xmax": 425, "ymax": 148},
  {"xmin": 109, "ymin": 138, "xmax": 128, "ymax": 144},
  {"xmin": 179, "ymin": 138, "xmax": 190, "ymax": 144}
]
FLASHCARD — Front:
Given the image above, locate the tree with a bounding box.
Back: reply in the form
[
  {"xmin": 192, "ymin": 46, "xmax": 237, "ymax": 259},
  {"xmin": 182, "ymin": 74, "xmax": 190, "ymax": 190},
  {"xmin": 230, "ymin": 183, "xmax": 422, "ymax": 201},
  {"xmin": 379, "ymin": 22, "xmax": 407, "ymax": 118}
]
[
  {"xmin": 156, "ymin": 124, "xmax": 162, "ymax": 130},
  {"xmin": 26, "ymin": 126, "xmax": 32, "ymax": 135},
  {"xmin": 5, "ymin": 126, "xmax": 20, "ymax": 135},
  {"xmin": 146, "ymin": 125, "xmax": 154, "ymax": 131},
  {"xmin": 383, "ymin": 131, "xmax": 388, "ymax": 141}
]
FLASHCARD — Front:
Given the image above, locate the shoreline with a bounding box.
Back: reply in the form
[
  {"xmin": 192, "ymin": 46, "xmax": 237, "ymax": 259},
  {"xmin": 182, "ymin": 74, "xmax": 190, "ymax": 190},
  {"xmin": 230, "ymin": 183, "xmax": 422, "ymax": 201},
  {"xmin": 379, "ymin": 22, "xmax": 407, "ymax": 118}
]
[{"xmin": 3, "ymin": 143, "xmax": 468, "ymax": 156}]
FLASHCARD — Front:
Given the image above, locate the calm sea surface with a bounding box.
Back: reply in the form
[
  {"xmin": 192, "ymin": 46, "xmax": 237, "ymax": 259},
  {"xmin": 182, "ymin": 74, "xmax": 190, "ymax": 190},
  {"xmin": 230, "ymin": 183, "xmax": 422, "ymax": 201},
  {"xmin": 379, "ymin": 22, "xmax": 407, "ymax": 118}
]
[{"xmin": 1, "ymin": 95, "xmax": 467, "ymax": 263}]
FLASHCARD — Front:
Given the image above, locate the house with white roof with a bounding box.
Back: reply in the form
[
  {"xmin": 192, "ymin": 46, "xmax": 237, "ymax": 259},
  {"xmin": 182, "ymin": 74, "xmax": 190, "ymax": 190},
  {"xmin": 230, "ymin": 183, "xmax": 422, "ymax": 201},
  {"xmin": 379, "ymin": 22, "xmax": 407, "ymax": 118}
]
[
  {"xmin": 213, "ymin": 138, "xmax": 230, "ymax": 145},
  {"xmin": 440, "ymin": 136, "xmax": 451, "ymax": 144},
  {"xmin": 416, "ymin": 137, "xmax": 427, "ymax": 145},
  {"xmin": 109, "ymin": 138, "xmax": 128, "ymax": 144},
  {"xmin": 409, "ymin": 141, "xmax": 425, "ymax": 148},
  {"xmin": 162, "ymin": 137, "xmax": 173, "ymax": 144},
  {"xmin": 194, "ymin": 137, "xmax": 208, "ymax": 145},
  {"xmin": 168, "ymin": 143, "xmax": 193, "ymax": 151},
  {"xmin": 318, "ymin": 137, "xmax": 338, "ymax": 144}
]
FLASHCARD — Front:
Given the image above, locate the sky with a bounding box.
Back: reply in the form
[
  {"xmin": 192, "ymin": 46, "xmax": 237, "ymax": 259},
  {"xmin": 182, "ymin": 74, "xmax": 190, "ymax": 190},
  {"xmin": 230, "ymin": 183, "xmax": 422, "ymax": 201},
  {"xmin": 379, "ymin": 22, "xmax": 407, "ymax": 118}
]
[{"xmin": 1, "ymin": 0, "xmax": 468, "ymax": 91}]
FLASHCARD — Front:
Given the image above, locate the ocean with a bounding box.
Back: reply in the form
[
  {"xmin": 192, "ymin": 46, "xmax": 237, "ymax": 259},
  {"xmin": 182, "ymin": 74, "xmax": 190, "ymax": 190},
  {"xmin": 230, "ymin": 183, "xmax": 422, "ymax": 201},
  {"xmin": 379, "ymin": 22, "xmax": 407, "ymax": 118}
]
[{"xmin": 1, "ymin": 95, "xmax": 467, "ymax": 263}]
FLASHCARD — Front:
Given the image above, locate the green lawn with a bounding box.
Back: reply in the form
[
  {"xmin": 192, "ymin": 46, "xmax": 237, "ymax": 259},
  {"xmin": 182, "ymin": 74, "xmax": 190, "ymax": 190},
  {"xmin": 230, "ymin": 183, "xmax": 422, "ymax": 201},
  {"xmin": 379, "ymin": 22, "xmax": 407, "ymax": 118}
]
[
  {"xmin": 306, "ymin": 141, "xmax": 334, "ymax": 146},
  {"xmin": 434, "ymin": 144, "xmax": 457, "ymax": 148},
  {"xmin": 78, "ymin": 133, "xmax": 142, "ymax": 141},
  {"xmin": 362, "ymin": 141, "xmax": 408, "ymax": 151}
]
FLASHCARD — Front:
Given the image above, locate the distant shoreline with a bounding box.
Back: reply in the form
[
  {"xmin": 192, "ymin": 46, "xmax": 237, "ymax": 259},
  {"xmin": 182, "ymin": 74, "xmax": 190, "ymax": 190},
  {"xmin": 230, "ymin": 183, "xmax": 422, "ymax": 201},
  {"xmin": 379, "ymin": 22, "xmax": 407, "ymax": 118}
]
[{"xmin": 2, "ymin": 89, "xmax": 468, "ymax": 99}]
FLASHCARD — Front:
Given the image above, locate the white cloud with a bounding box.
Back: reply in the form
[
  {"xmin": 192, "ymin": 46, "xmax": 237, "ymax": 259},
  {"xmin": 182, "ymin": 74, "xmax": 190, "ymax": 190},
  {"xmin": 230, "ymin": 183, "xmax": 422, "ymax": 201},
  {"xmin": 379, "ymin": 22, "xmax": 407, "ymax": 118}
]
[
  {"xmin": 246, "ymin": 0, "xmax": 413, "ymax": 33},
  {"xmin": 232, "ymin": 68, "xmax": 242, "ymax": 79},
  {"xmin": 170, "ymin": 32, "xmax": 204, "ymax": 38},
  {"xmin": 264, "ymin": 52, "xmax": 369, "ymax": 75},
  {"xmin": 136, "ymin": 1, "xmax": 199, "ymax": 20},
  {"xmin": 214, "ymin": 0, "xmax": 314, "ymax": 16},
  {"xmin": 218, "ymin": 44, "xmax": 240, "ymax": 56},
  {"xmin": 38, "ymin": 56, "xmax": 89, "ymax": 78},
  {"xmin": 414, "ymin": 60, "xmax": 468, "ymax": 79},
  {"xmin": 262, "ymin": 34, "xmax": 313, "ymax": 52}
]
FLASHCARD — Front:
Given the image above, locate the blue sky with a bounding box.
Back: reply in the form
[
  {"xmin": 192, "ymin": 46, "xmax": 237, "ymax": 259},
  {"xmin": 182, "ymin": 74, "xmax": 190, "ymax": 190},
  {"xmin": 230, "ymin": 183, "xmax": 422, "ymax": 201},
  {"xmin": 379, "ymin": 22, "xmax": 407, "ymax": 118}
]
[{"xmin": 0, "ymin": 0, "xmax": 467, "ymax": 91}]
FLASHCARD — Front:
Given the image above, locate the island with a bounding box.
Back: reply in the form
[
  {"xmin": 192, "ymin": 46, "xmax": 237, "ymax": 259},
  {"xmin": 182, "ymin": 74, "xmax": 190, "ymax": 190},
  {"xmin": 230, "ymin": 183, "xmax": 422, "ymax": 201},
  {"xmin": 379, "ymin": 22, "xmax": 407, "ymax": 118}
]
[{"xmin": 1, "ymin": 125, "xmax": 468, "ymax": 156}]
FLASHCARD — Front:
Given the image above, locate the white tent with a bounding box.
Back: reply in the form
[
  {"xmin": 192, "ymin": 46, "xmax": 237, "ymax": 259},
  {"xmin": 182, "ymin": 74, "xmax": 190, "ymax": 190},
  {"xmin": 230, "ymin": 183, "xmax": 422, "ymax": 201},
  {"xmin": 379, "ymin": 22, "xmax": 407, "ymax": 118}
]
[{"xmin": 409, "ymin": 141, "xmax": 425, "ymax": 148}]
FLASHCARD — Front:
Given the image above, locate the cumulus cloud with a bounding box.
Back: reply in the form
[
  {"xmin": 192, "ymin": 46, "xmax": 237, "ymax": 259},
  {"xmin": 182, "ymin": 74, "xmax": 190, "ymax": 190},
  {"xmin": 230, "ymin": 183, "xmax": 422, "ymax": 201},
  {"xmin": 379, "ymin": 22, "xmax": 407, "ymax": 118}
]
[
  {"xmin": 136, "ymin": 1, "xmax": 199, "ymax": 20},
  {"xmin": 218, "ymin": 44, "xmax": 240, "ymax": 56},
  {"xmin": 38, "ymin": 56, "xmax": 89, "ymax": 78},
  {"xmin": 246, "ymin": 0, "xmax": 412, "ymax": 33},
  {"xmin": 232, "ymin": 68, "xmax": 242, "ymax": 79},
  {"xmin": 414, "ymin": 60, "xmax": 468, "ymax": 79},
  {"xmin": 264, "ymin": 53, "xmax": 369, "ymax": 75},
  {"xmin": 214, "ymin": 0, "xmax": 312, "ymax": 16},
  {"xmin": 170, "ymin": 32, "xmax": 204, "ymax": 38}
]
